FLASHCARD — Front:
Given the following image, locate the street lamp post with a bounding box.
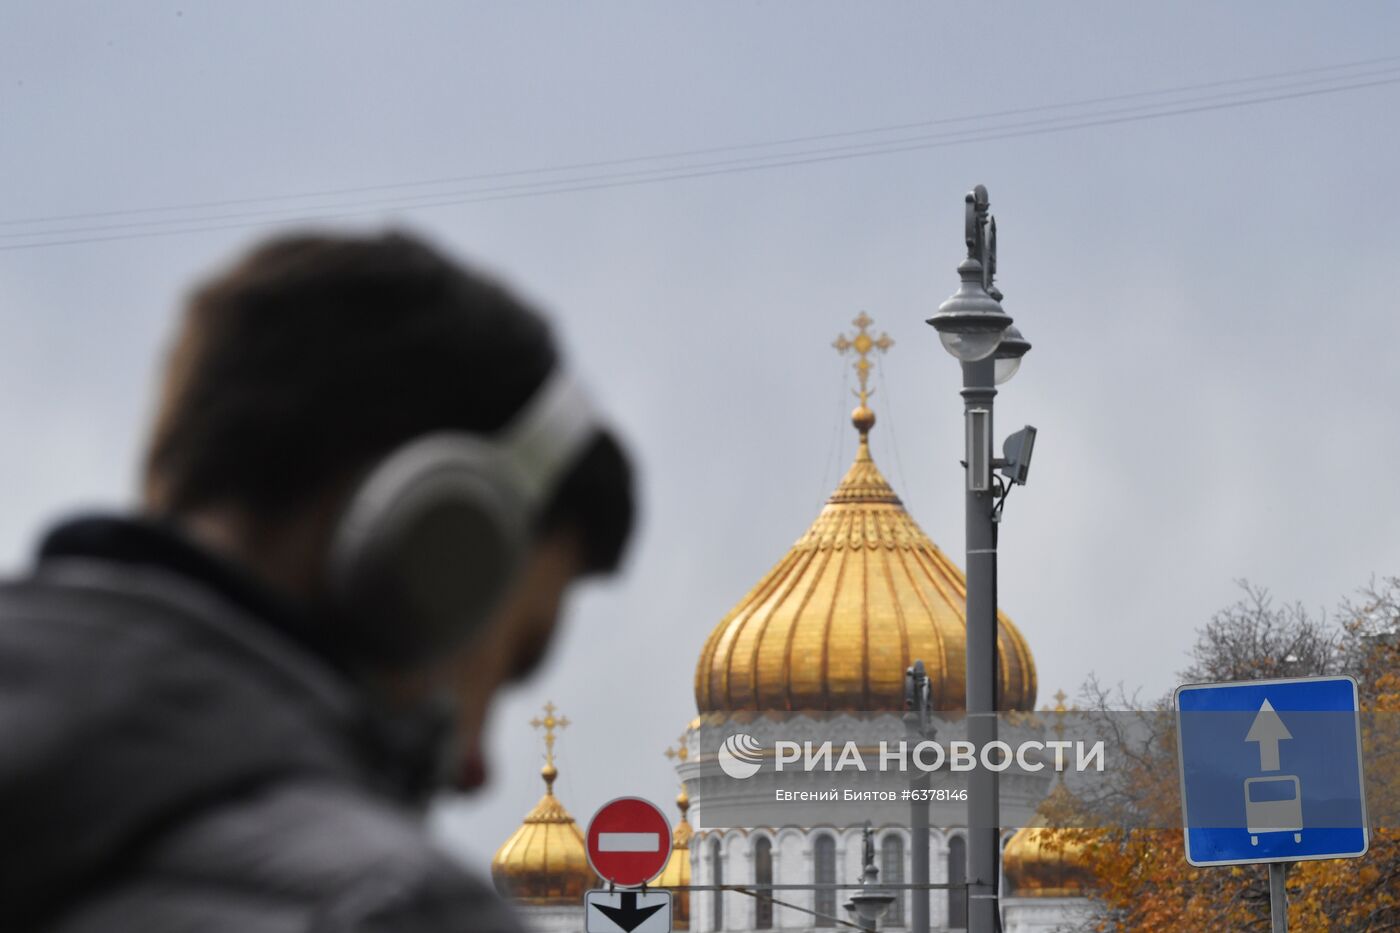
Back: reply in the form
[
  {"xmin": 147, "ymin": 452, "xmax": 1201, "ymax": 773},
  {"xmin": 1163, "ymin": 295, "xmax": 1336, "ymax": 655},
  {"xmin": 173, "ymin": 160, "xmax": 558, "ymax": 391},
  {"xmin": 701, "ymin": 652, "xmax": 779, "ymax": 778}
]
[
  {"xmin": 849, "ymin": 824, "xmax": 897, "ymax": 931},
  {"xmin": 927, "ymin": 185, "xmax": 1034, "ymax": 933},
  {"xmin": 904, "ymin": 661, "xmax": 933, "ymax": 933}
]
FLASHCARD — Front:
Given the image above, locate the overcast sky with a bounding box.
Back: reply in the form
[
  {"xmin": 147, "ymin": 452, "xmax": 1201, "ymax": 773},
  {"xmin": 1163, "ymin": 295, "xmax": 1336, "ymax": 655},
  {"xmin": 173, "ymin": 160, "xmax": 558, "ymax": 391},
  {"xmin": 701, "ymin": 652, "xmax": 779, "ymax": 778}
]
[{"xmin": 4, "ymin": 2, "xmax": 1399, "ymax": 875}]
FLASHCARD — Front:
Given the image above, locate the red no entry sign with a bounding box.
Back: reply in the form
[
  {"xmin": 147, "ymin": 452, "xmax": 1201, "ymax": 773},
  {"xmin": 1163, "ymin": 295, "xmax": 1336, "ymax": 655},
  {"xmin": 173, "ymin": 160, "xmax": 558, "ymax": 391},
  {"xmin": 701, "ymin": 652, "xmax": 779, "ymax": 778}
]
[{"xmin": 585, "ymin": 796, "xmax": 673, "ymax": 887}]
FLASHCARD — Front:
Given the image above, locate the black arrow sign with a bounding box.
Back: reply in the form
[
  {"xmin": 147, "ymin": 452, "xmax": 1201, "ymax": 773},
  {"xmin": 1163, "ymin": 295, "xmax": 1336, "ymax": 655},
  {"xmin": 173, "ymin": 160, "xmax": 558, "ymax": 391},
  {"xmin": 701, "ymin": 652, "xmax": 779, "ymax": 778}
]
[{"xmin": 592, "ymin": 891, "xmax": 666, "ymax": 932}]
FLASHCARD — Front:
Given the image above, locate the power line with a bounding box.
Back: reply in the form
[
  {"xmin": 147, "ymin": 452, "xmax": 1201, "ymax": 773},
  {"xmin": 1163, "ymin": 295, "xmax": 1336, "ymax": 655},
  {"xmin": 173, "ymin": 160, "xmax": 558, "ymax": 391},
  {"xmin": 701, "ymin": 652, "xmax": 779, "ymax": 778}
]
[
  {"xmin": 3, "ymin": 68, "xmax": 1397, "ymax": 252},
  {"xmin": 4, "ymin": 52, "xmax": 1398, "ymax": 230},
  {"xmin": 9, "ymin": 62, "xmax": 1397, "ymax": 243},
  {"xmin": 10, "ymin": 63, "xmax": 1400, "ymax": 243}
]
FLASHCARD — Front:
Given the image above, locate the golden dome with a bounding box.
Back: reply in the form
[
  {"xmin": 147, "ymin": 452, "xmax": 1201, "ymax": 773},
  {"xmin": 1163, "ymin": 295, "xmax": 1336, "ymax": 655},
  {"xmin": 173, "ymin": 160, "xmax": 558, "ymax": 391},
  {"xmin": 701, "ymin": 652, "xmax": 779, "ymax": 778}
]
[
  {"xmin": 491, "ymin": 704, "xmax": 599, "ymax": 905},
  {"xmin": 656, "ymin": 786, "xmax": 693, "ymax": 928},
  {"xmin": 1003, "ymin": 812, "xmax": 1094, "ymax": 898},
  {"xmin": 1003, "ymin": 825, "xmax": 1092, "ymax": 897},
  {"xmin": 1005, "ymin": 696, "xmax": 1096, "ymax": 898},
  {"xmin": 694, "ymin": 409, "xmax": 1036, "ymax": 713}
]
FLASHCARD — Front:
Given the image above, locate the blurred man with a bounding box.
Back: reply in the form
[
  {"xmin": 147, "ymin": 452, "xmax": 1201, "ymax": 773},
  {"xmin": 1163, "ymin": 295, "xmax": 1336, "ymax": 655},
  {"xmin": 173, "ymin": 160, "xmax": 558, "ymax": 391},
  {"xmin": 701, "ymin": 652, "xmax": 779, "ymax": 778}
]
[{"xmin": 0, "ymin": 233, "xmax": 635, "ymax": 931}]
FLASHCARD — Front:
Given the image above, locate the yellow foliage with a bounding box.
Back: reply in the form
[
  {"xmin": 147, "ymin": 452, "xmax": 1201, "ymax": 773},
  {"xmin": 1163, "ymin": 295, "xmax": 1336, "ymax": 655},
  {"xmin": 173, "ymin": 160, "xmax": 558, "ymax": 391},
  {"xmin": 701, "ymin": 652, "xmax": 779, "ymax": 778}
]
[{"xmin": 1064, "ymin": 636, "xmax": 1400, "ymax": 931}]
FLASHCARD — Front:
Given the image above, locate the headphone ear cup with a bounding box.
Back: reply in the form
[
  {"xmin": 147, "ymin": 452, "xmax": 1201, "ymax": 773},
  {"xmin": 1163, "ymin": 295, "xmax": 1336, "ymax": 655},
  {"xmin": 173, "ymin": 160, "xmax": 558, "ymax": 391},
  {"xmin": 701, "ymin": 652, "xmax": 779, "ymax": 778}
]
[{"xmin": 329, "ymin": 442, "xmax": 531, "ymax": 666}]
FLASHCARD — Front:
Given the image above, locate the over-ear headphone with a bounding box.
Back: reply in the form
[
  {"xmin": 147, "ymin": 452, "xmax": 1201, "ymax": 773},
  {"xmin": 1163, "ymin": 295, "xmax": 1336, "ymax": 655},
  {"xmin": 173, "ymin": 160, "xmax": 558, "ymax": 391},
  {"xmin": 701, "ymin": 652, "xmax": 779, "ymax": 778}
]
[{"xmin": 325, "ymin": 368, "xmax": 599, "ymax": 666}]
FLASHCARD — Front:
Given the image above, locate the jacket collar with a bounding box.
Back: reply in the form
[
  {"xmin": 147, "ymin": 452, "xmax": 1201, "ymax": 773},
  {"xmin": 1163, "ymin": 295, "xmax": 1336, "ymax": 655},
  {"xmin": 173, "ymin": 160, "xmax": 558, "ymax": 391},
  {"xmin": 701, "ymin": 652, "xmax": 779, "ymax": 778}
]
[
  {"xmin": 34, "ymin": 513, "xmax": 458, "ymax": 804},
  {"xmin": 38, "ymin": 513, "xmax": 327, "ymax": 655}
]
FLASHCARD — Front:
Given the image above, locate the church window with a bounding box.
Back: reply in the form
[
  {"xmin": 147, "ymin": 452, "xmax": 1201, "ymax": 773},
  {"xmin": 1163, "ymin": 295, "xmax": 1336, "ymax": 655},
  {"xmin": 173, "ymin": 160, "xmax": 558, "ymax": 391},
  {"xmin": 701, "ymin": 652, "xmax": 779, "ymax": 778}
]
[
  {"xmin": 947, "ymin": 835, "xmax": 967, "ymax": 929},
  {"xmin": 710, "ymin": 837, "xmax": 724, "ymax": 930},
  {"xmin": 882, "ymin": 834, "xmax": 905, "ymax": 926},
  {"xmin": 754, "ymin": 836, "xmax": 773, "ymax": 929},
  {"xmin": 813, "ymin": 834, "xmax": 836, "ymax": 926}
]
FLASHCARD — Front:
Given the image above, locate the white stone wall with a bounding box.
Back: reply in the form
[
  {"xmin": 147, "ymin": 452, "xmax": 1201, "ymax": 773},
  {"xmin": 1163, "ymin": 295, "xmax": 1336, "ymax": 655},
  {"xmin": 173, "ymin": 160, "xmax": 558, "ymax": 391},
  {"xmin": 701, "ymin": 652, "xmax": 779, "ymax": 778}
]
[
  {"xmin": 774, "ymin": 827, "xmax": 805, "ymax": 929},
  {"xmin": 516, "ymin": 903, "xmax": 586, "ymax": 933},
  {"xmin": 1002, "ymin": 897, "xmax": 1096, "ymax": 933}
]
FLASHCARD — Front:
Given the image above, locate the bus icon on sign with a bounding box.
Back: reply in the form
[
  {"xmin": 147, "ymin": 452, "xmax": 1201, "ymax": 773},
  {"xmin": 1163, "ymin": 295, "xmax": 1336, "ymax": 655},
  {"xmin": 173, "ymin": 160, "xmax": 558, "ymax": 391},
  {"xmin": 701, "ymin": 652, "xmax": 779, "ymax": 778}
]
[{"xmin": 1244, "ymin": 775, "xmax": 1302, "ymax": 846}]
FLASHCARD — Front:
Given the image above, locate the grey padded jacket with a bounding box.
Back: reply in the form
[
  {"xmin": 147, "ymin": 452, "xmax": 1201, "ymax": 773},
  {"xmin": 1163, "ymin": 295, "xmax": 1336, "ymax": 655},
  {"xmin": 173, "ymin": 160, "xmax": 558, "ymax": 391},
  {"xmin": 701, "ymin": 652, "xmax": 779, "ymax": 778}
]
[{"xmin": 0, "ymin": 517, "xmax": 523, "ymax": 933}]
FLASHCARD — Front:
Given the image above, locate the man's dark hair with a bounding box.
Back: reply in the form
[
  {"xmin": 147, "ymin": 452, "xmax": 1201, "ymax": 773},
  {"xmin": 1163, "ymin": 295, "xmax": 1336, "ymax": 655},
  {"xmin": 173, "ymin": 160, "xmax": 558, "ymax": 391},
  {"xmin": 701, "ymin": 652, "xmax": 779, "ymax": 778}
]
[{"xmin": 144, "ymin": 230, "xmax": 633, "ymax": 574}]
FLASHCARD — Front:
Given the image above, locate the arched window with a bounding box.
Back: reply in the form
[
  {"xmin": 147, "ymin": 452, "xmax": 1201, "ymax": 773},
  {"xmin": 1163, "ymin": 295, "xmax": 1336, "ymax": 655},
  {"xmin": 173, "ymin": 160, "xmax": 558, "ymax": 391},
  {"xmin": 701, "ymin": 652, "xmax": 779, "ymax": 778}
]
[
  {"xmin": 881, "ymin": 834, "xmax": 905, "ymax": 927},
  {"xmin": 813, "ymin": 834, "xmax": 836, "ymax": 926},
  {"xmin": 754, "ymin": 836, "xmax": 773, "ymax": 929},
  {"xmin": 710, "ymin": 837, "xmax": 724, "ymax": 931},
  {"xmin": 947, "ymin": 835, "xmax": 967, "ymax": 929}
]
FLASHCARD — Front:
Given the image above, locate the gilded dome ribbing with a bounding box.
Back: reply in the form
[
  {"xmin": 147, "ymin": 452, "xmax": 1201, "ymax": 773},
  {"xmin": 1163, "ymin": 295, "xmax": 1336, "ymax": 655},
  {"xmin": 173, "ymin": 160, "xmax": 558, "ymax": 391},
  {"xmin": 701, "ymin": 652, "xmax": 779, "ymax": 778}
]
[{"xmin": 694, "ymin": 318, "xmax": 1036, "ymax": 713}]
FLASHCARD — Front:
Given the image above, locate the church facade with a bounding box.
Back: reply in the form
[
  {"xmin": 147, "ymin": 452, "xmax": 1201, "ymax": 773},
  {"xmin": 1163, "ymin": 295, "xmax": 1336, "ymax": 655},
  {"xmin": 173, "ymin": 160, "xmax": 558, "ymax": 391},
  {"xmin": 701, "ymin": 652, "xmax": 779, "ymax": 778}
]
[{"xmin": 493, "ymin": 316, "xmax": 1093, "ymax": 932}]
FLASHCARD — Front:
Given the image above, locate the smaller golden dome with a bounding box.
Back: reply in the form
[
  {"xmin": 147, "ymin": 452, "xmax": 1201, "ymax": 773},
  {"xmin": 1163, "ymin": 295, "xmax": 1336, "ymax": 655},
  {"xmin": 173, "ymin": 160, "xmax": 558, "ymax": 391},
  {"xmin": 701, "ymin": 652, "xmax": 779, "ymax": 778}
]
[
  {"xmin": 491, "ymin": 703, "xmax": 599, "ymax": 904},
  {"xmin": 1002, "ymin": 785, "xmax": 1095, "ymax": 898},
  {"xmin": 656, "ymin": 785, "xmax": 694, "ymax": 929}
]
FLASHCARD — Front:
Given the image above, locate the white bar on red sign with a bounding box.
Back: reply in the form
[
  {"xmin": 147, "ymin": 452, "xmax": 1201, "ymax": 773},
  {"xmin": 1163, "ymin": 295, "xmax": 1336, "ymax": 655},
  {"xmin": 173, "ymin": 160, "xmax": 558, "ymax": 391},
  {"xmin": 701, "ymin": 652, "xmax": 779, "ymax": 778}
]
[{"xmin": 597, "ymin": 832, "xmax": 660, "ymax": 852}]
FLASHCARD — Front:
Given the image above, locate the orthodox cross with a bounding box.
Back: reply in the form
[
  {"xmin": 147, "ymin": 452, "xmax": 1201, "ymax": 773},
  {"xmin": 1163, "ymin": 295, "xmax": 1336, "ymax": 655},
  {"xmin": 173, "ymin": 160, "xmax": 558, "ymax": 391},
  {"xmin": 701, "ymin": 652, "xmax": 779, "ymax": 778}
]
[
  {"xmin": 664, "ymin": 730, "xmax": 693, "ymax": 821},
  {"xmin": 832, "ymin": 312, "xmax": 894, "ymax": 408},
  {"xmin": 1044, "ymin": 689, "xmax": 1080, "ymax": 774},
  {"xmin": 663, "ymin": 730, "xmax": 690, "ymax": 764},
  {"xmin": 530, "ymin": 701, "xmax": 570, "ymax": 769}
]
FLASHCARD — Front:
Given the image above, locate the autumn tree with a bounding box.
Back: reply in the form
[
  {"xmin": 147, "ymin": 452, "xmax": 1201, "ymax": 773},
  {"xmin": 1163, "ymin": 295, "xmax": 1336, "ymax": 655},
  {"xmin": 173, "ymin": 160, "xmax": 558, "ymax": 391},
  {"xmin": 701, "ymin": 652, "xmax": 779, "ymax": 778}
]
[{"xmin": 1048, "ymin": 580, "xmax": 1400, "ymax": 931}]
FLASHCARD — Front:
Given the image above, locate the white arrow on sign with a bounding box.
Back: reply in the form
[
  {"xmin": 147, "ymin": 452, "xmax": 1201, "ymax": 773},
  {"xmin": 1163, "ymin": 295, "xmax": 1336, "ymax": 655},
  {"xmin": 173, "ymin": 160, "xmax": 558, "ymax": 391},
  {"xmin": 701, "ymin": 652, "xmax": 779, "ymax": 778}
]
[{"xmin": 1245, "ymin": 699, "xmax": 1293, "ymax": 771}]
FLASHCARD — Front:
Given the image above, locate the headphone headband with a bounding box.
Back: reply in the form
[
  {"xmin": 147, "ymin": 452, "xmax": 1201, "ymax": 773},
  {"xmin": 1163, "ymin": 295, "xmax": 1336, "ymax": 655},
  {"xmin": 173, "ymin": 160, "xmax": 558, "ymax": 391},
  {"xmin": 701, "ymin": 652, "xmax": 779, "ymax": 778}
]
[{"xmin": 496, "ymin": 368, "xmax": 599, "ymax": 510}]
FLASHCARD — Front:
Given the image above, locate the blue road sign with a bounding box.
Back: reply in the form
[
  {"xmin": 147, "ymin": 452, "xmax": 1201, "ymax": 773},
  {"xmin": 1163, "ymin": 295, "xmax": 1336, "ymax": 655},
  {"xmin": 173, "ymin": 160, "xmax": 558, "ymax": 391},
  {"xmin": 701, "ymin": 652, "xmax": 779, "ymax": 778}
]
[{"xmin": 1175, "ymin": 675, "xmax": 1367, "ymax": 867}]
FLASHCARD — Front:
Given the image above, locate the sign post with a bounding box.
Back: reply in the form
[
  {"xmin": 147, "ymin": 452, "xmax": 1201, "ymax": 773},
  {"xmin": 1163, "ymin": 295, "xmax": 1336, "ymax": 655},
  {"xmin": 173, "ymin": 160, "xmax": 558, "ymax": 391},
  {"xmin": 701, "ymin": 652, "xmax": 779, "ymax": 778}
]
[
  {"xmin": 1268, "ymin": 862, "xmax": 1288, "ymax": 933},
  {"xmin": 1175, "ymin": 675, "xmax": 1368, "ymax": 932},
  {"xmin": 584, "ymin": 796, "xmax": 674, "ymax": 933}
]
